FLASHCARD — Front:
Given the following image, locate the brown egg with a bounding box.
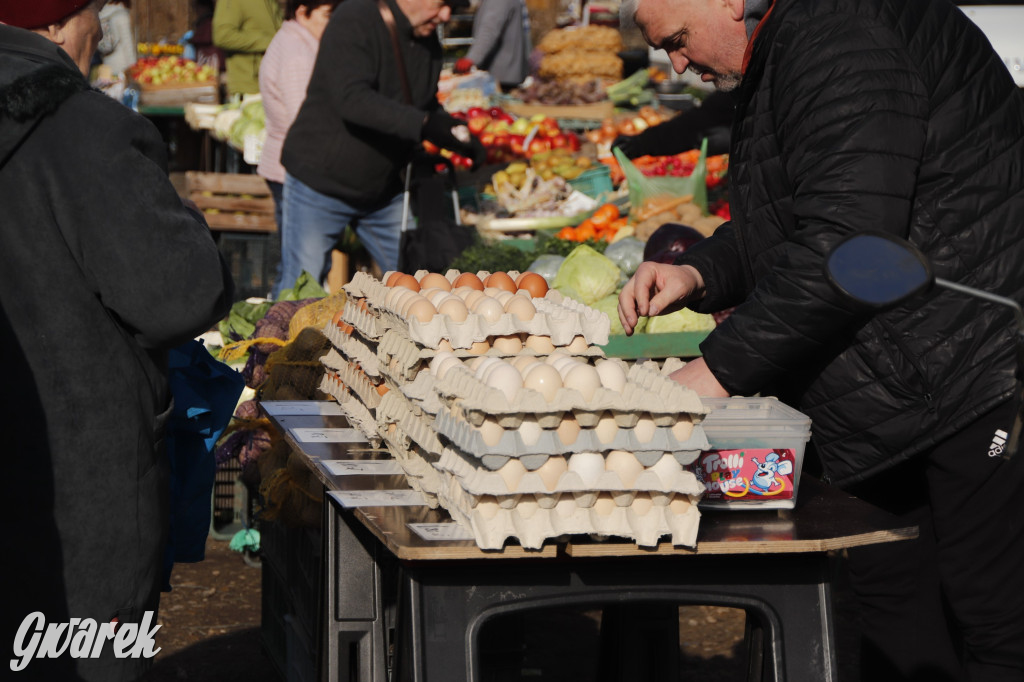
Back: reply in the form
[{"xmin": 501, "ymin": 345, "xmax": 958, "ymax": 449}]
[
  {"xmin": 453, "ymin": 272, "xmax": 484, "ymax": 290},
  {"xmin": 419, "ymin": 272, "xmax": 452, "ymax": 291},
  {"xmin": 484, "ymin": 271, "xmax": 517, "ymax": 293},
  {"xmin": 385, "ymin": 271, "xmax": 404, "ymax": 287},
  {"xmin": 517, "ymin": 272, "xmax": 549, "ymax": 298},
  {"xmin": 406, "ymin": 298, "xmax": 437, "ymax": 323},
  {"xmin": 393, "ymin": 273, "xmax": 421, "ymax": 292}
]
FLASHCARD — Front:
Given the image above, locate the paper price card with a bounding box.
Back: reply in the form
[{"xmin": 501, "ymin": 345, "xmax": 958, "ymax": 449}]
[
  {"xmin": 322, "ymin": 460, "xmax": 403, "ymax": 476},
  {"xmin": 328, "ymin": 490, "xmax": 425, "ymax": 508},
  {"xmin": 408, "ymin": 523, "xmax": 476, "ymax": 541},
  {"xmin": 260, "ymin": 400, "xmax": 344, "ymax": 416},
  {"xmin": 291, "ymin": 428, "xmax": 366, "ymax": 444}
]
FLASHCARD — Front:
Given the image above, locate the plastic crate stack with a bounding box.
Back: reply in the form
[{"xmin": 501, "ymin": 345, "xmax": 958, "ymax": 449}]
[{"xmin": 319, "ymin": 270, "xmax": 709, "ymax": 550}]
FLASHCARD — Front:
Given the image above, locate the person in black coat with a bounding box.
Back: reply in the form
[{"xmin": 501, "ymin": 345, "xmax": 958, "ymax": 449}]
[
  {"xmin": 0, "ymin": 2, "xmax": 233, "ymax": 679},
  {"xmin": 618, "ymin": 0, "xmax": 1024, "ymax": 677}
]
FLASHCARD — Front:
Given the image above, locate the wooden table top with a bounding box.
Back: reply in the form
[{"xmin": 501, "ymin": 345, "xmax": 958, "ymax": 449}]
[{"xmin": 267, "ymin": 405, "xmax": 917, "ymax": 562}]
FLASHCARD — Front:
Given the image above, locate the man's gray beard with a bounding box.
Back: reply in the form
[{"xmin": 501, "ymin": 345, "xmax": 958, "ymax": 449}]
[{"xmin": 714, "ymin": 73, "xmax": 742, "ymax": 91}]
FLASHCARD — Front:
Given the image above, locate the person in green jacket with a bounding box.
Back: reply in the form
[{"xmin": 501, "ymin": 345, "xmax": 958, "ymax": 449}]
[{"xmin": 212, "ymin": 0, "xmax": 282, "ymax": 96}]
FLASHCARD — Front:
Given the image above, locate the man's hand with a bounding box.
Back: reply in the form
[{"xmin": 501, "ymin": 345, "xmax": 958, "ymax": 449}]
[
  {"xmin": 422, "ymin": 110, "xmax": 484, "ymax": 166},
  {"xmin": 669, "ymin": 357, "xmax": 729, "ymax": 397},
  {"xmin": 454, "ymin": 57, "xmax": 474, "ymax": 74},
  {"xmin": 617, "ymin": 262, "xmax": 705, "ymax": 335}
]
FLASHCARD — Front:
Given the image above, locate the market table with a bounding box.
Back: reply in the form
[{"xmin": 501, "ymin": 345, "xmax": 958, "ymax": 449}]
[{"xmin": 263, "ymin": 403, "xmax": 917, "ymax": 682}]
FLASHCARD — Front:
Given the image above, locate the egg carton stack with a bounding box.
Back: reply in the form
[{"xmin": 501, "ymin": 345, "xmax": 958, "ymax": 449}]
[
  {"xmin": 417, "ymin": 355, "xmax": 709, "ymax": 549},
  {"xmin": 321, "ymin": 269, "xmax": 710, "ymax": 550}
]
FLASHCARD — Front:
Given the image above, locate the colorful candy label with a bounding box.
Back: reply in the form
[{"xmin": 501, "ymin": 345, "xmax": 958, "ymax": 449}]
[{"xmin": 692, "ymin": 449, "xmax": 796, "ymax": 501}]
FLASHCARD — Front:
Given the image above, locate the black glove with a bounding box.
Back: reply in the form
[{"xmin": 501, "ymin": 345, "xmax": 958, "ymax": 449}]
[
  {"xmin": 611, "ymin": 134, "xmax": 641, "ymax": 159},
  {"xmin": 422, "ymin": 110, "xmax": 486, "ymax": 168}
]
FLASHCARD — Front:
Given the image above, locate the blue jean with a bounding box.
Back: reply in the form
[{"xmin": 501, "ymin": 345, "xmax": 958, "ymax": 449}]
[{"xmin": 274, "ymin": 172, "xmax": 406, "ymax": 298}]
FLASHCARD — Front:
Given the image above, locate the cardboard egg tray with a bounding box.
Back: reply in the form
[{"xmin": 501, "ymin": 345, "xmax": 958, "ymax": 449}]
[
  {"xmin": 379, "ymin": 294, "xmax": 610, "ymax": 350},
  {"xmin": 375, "ymin": 390, "xmax": 445, "ymax": 460},
  {"xmin": 340, "ymin": 299, "xmax": 385, "ymax": 340},
  {"xmin": 433, "ymin": 404, "xmax": 708, "ymax": 462},
  {"xmin": 376, "ymin": 325, "xmax": 605, "ymax": 384},
  {"xmin": 320, "ymin": 350, "xmax": 383, "ymax": 411},
  {"xmin": 318, "ymin": 373, "xmax": 381, "ymax": 446},
  {"xmin": 436, "ymin": 447, "xmax": 706, "ymax": 498},
  {"xmin": 430, "ymin": 362, "xmax": 707, "ymax": 429},
  {"xmin": 436, "ymin": 473, "xmax": 702, "ymax": 550},
  {"xmin": 321, "ymin": 326, "xmax": 382, "ymax": 378},
  {"xmin": 378, "ymin": 422, "xmax": 442, "ymax": 509}
]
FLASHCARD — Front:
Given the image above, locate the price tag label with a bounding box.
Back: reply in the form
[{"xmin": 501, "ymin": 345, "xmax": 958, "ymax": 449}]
[
  {"xmin": 291, "ymin": 428, "xmax": 366, "ymax": 443},
  {"xmin": 322, "ymin": 460, "xmax": 403, "ymax": 476},
  {"xmin": 328, "ymin": 490, "xmax": 425, "ymax": 507},
  {"xmin": 260, "ymin": 400, "xmax": 344, "ymax": 416},
  {"xmin": 408, "ymin": 523, "xmax": 476, "ymax": 541}
]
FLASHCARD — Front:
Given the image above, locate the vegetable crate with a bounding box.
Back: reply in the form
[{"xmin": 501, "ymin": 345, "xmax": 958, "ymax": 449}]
[
  {"xmin": 569, "ymin": 164, "xmax": 614, "ymax": 199},
  {"xmin": 184, "ymin": 172, "xmax": 279, "ymax": 300}
]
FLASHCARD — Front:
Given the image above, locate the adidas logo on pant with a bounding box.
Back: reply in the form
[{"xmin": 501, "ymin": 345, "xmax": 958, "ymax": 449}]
[{"xmin": 989, "ymin": 429, "xmax": 1009, "ymax": 458}]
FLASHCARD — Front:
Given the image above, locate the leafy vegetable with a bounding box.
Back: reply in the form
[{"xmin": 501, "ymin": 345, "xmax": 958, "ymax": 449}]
[
  {"xmin": 526, "ymin": 254, "xmax": 566, "ymax": 285},
  {"xmin": 592, "ymin": 294, "xmax": 647, "ymax": 335},
  {"xmin": 603, "ymin": 237, "xmax": 645, "ymax": 277},
  {"xmin": 450, "ymin": 240, "xmax": 534, "ymax": 274},
  {"xmin": 219, "ymin": 299, "xmax": 273, "ymax": 342},
  {"xmin": 552, "ymin": 244, "xmax": 621, "ymax": 306},
  {"xmin": 645, "ymin": 307, "xmax": 716, "ymax": 333},
  {"xmin": 276, "ymin": 271, "xmax": 327, "ymax": 302},
  {"xmin": 535, "ymin": 232, "xmax": 608, "ymax": 257}
]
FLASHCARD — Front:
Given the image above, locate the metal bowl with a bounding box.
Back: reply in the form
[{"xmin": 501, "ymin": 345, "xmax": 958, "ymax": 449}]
[
  {"xmin": 657, "ymin": 92, "xmax": 697, "ymax": 112},
  {"xmin": 654, "ymin": 79, "xmax": 686, "ymax": 95}
]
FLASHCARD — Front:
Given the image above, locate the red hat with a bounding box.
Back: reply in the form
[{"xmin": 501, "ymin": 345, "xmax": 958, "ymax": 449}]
[{"xmin": 0, "ymin": 0, "xmax": 92, "ymax": 29}]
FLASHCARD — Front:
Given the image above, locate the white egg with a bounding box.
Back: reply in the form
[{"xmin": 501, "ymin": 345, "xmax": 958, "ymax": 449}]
[
  {"xmin": 468, "ymin": 340, "xmax": 491, "ymax": 355},
  {"xmin": 651, "ymin": 453, "xmax": 683, "ymax": 483},
  {"xmin": 518, "ymin": 416, "xmax": 542, "ymax": 446},
  {"xmin": 485, "ymin": 364, "xmax": 524, "ymax": 403},
  {"xmin": 568, "ymin": 452, "xmax": 605, "ymax": 486},
  {"xmin": 544, "ymin": 350, "xmax": 571, "ymax": 366},
  {"xmin": 464, "ymin": 290, "xmax": 486, "ymax": 308},
  {"xmin": 516, "ymin": 497, "xmax": 540, "ymax": 519},
  {"xmin": 479, "ymin": 418, "xmax": 504, "ymax": 446},
  {"xmin": 512, "ymin": 356, "xmax": 541, "ymax": 373},
  {"xmin": 523, "ymin": 364, "xmax": 563, "ymax": 402},
  {"xmin": 429, "ymin": 350, "xmax": 457, "ymax": 376},
  {"xmin": 497, "ymin": 458, "xmax": 527, "ymax": 492},
  {"xmin": 594, "ymin": 412, "xmax": 619, "ymax": 444},
  {"xmin": 437, "ymin": 338, "xmax": 454, "ymax": 352},
  {"xmin": 563, "ymin": 364, "xmax": 602, "ymax": 402},
  {"xmin": 544, "ymin": 289, "xmax": 564, "ymax": 304},
  {"xmin": 473, "ymin": 297, "xmax": 505, "ymax": 324},
  {"xmin": 453, "ymin": 285, "xmax": 476, "ymax": 299},
  {"xmin": 595, "ymin": 359, "xmax": 627, "ymax": 392},
  {"xmin": 534, "ymin": 456, "xmax": 568, "ymax": 491},
  {"xmin": 473, "ymin": 357, "xmax": 502, "ymax": 380},
  {"xmin": 551, "ymin": 357, "xmax": 579, "ymax": 378},
  {"xmin": 633, "ymin": 414, "xmax": 657, "ymax": 443},
  {"xmin": 494, "ymin": 290, "xmax": 514, "ymax": 306},
  {"xmin": 435, "ymin": 356, "xmax": 463, "ymax": 381}
]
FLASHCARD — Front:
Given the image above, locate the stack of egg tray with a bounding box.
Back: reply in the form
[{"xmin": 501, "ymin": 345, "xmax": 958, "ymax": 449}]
[{"xmin": 320, "ymin": 270, "xmax": 709, "ymax": 550}]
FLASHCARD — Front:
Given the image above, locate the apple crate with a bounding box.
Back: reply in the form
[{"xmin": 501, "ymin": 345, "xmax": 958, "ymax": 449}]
[{"xmin": 133, "ymin": 79, "xmax": 219, "ymax": 108}]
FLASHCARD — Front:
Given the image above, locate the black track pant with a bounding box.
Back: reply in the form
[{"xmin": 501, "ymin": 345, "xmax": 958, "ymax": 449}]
[{"xmin": 844, "ymin": 400, "xmax": 1024, "ymax": 681}]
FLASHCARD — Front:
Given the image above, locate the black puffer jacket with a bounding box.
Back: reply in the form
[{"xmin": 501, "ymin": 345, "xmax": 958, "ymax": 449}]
[{"xmin": 678, "ymin": 0, "xmax": 1024, "ymax": 486}]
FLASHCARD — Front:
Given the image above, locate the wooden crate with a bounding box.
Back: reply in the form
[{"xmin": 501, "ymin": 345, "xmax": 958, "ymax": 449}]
[{"xmin": 185, "ymin": 171, "xmax": 276, "ymax": 233}]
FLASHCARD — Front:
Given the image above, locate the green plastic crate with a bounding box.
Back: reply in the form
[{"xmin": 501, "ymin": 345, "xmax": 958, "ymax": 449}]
[
  {"xmin": 569, "ymin": 165, "xmax": 614, "ymax": 199},
  {"xmin": 599, "ymin": 330, "xmax": 710, "ymax": 359}
]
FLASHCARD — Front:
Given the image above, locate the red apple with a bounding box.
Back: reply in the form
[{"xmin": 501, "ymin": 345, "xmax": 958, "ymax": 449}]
[
  {"xmin": 549, "ymin": 133, "xmax": 569, "ymax": 149},
  {"xmin": 467, "ymin": 115, "xmax": 490, "ymax": 135},
  {"xmin": 528, "ymin": 137, "xmax": 552, "ymax": 155},
  {"xmin": 509, "ymin": 134, "xmax": 526, "ymax": 156}
]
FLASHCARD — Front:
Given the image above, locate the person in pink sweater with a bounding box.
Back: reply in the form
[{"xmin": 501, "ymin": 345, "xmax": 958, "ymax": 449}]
[{"xmin": 257, "ymin": 0, "xmax": 339, "ymax": 292}]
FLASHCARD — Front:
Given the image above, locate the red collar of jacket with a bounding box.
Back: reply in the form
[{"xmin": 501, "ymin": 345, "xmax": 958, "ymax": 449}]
[{"xmin": 742, "ymin": 0, "xmax": 777, "ymax": 73}]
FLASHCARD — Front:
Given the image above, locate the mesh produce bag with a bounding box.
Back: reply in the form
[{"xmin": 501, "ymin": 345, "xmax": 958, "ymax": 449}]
[{"xmin": 614, "ymin": 138, "xmax": 709, "ymax": 214}]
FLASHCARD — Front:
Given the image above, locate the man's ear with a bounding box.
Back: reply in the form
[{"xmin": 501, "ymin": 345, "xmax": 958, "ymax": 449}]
[
  {"xmin": 724, "ymin": 0, "xmax": 744, "ymax": 22},
  {"xmin": 36, "ymin": 22, "xmax": 67, "ymax": 46}
]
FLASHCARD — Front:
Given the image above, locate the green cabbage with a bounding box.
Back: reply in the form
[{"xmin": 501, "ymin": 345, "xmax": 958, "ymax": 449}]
[
  {"xmin": 552, "ymin": 245, "xmax": 622, "ymax": 306},
  {"xmin": 646, "ymin": 307, "xmax": 716, "ymax": 333},
  {"xmin": 592, "ymin": 294, "xmax": 647, "ymax": 335}
]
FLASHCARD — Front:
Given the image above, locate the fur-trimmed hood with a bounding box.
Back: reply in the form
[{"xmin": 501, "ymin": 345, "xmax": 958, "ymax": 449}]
[{"xmin": 0, "ymin": 24, "xmax": 88, "ymax": 167}]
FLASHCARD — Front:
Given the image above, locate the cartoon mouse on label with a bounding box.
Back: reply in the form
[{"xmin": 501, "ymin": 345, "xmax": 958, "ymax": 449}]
[{"xmin": 750, "ymin": 452, "xmax": 793, "ymax": 494}]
